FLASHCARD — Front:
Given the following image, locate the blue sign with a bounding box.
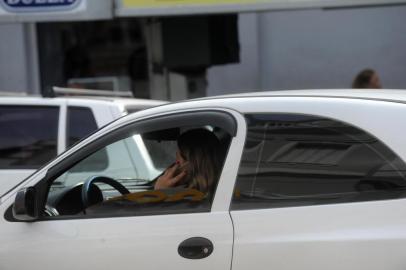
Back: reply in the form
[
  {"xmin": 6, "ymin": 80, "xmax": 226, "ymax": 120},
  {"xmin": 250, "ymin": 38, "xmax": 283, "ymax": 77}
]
[{"xmin": 1, "ymin": 0, "xmax": 81, "ymax": 12}]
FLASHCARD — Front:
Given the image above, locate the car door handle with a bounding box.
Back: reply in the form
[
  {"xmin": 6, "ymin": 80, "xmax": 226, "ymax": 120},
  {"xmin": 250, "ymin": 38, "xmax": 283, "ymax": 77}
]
[{"xmin": 178, "ymin": 237, "xmax": 214, "ymax": 259}]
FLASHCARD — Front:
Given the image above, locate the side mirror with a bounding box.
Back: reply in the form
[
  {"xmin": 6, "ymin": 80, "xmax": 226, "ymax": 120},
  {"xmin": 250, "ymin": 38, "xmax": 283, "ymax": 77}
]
[{"xmin": 12, "ymin": 187, "xmax": 39, "ymax": 221}]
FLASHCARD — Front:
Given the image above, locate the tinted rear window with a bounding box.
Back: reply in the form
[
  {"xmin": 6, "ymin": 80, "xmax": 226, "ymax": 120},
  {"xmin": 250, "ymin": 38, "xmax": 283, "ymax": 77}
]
[
  {"xmin": 232, "ymin": 114, "xmax": 406, "ymax": 210},
  {"xmin": 0, "ymin": 106, "xmax": 59, "ymax": 169}
]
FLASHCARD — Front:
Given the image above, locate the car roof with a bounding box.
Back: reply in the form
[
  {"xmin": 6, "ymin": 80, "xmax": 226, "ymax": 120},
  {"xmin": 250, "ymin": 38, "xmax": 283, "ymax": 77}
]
[
  {"xmin": 2, "ymin": 89, "xmax": 405, "ymax": 115},
  {"xmin": 115, "ymin": 89, "xmax": 406, "ymax": 124},
  {"xmin": 70, "ymin": 96, "xmax": 167, "ymax": 107},
  {"xmin": 195, "ymin": 89, "xmax": 406, "ymax": 103},
  {"xmin": 0, "ymin": 95, "xmax": 167, "ymax": 107}
]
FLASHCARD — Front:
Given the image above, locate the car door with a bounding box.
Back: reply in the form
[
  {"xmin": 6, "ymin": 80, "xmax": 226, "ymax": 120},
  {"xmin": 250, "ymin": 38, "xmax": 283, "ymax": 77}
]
[
  {"xmin": 230, "ymin": 97, "xmax": 406, "ymax": 270},
  {"xmin": 0, "ymin": 109, "xmax": 246, "ymax": 270}
]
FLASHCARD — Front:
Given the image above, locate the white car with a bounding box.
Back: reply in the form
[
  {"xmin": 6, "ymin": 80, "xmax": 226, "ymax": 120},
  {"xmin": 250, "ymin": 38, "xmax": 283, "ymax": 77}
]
[
  {"xmin": 0, "ymin": 95, "xmax": 166, "ymax": 197},
  {"xmin": 2, "ymin": 89, "xmax": 406, "ymax": 270}
]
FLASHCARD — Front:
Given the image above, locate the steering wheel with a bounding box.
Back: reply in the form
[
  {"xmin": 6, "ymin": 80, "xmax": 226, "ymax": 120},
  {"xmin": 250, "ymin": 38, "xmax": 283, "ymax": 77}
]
[{"xmin": 82, "ymin": 176, "xmax": 130, "ymax": 210}]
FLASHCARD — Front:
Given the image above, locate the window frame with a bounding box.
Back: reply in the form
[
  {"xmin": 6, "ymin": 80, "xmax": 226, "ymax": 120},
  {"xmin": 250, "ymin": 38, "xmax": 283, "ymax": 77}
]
[{"xmin": 32, "ymin": 110, "xmax": 237, "ymax": 221}]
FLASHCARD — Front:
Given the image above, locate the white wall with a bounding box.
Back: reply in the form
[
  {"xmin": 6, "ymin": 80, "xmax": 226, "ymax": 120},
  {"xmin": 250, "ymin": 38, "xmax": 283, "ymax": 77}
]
[
  {"xmin": 208, "ymin": 5, "xmax": 406, "ymax": 95},
  {"xmin": 0, "ymin": 23, "xmax": 39, "ymax": 94},
  {"xmin": 259, "ymin": 5, "xmax": 406, "ymax": 91},
  {"xmin": 0, "ymin": 23, "xmax": 27, "ymax": 93}
]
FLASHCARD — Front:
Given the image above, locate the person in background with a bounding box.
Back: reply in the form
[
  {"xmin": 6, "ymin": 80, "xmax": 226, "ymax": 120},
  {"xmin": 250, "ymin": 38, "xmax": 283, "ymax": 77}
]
[{"xmin": 352, "ymin": 69, "xmax": 382, "ymax": 89}]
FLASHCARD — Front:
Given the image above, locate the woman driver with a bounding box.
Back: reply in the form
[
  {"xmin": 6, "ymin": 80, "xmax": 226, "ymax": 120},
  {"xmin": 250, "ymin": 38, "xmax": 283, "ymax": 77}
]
[{"xmin": 154, "ymin": 128, "xmax": 222, "ymax": 195}]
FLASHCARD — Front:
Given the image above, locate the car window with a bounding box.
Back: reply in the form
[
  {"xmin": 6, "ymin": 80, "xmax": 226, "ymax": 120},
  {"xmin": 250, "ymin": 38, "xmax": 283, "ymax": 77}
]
[
  {"xmin": 0, "ymin": 105, "xmax": 59, "ymax": 169},
  {"xmin": 45, "ymin": 123, "xmax": 231, "ymax": 218},
  {"xmin": 67, "ymin": 106, "xmax": 98, "ymax": 147},
  {"xmin": 143, "ymin": 139, "xmax": 177, "ymax": 170},
  {"xmin": 232, "ymin": 114, "xmax": 406, "ymax": 210}
]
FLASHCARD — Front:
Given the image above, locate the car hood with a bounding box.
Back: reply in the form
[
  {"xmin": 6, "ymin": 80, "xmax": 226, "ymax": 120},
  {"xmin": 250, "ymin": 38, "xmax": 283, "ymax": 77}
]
[{"xmin": 0, "ymin": 170, "xmax": 34, "ymax": 198}]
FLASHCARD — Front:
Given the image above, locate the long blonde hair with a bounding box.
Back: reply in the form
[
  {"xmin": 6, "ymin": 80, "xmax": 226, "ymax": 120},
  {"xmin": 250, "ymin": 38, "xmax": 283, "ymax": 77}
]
[{"xmin": 177, "ymin": 129, "xmax": 222, "ymax": 194}]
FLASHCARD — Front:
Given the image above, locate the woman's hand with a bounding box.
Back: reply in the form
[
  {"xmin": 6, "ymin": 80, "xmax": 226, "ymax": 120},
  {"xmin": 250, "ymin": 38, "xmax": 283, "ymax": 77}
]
[{"xmin": 154, "ymin": 164, "xmax": 187, "ymax": 190}]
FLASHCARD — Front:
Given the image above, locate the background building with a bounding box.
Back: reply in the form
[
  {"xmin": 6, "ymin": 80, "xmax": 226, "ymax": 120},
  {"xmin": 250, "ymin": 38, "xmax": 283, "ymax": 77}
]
[{"xmin": 1, "ymin": 0, "xmax": 406, "ymax": 100}]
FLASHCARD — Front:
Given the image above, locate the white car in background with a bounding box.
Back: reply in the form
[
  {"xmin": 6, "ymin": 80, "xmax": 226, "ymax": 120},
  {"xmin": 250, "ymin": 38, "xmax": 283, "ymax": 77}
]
[
  {"xmin": 0, "ymin": 93, "xmax": 166, "ymax": 197},
  {"xmin": 2, "ymin": 89, "xmax": 406, "ymax": 270}
]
